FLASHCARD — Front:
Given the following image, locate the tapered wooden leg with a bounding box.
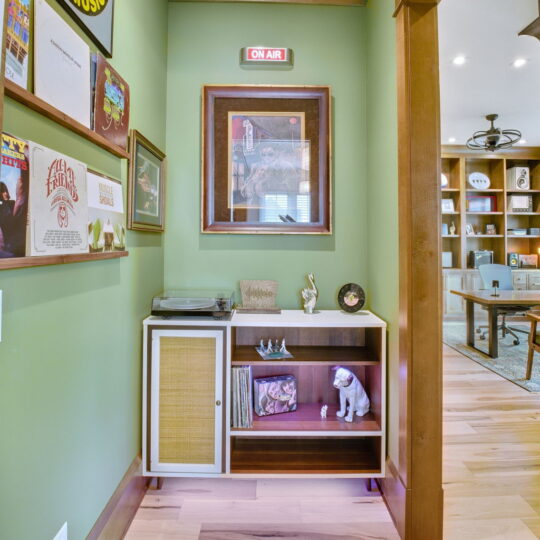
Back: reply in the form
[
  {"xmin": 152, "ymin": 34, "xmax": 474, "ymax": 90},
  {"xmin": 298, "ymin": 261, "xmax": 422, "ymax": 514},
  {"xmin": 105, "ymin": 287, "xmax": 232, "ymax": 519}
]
[
  {"xmin": 466, "ymin": 300, "xmax": 475, "ymax": 347},
  {"xmin": 526, "ymin": 320, "xmax": 537, "ymax": 380},
  {"xmin": 488, "ymin": 306, "xmax": 498, "ymax": 358}
]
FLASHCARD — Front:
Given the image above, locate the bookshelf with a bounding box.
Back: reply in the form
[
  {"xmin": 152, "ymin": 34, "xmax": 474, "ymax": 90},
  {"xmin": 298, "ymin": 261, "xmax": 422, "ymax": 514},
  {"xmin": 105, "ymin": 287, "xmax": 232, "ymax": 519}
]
[{"xmin": 441, "ymin": 146, "xmax": 540, "ymax": 269}]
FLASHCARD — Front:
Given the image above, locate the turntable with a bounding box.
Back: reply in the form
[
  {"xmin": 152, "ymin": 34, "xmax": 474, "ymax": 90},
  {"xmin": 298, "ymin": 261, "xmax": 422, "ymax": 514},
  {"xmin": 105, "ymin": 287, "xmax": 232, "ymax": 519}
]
[{"xmin": 151, "ymin": 289, "xmax": 234, "ymax": 319}]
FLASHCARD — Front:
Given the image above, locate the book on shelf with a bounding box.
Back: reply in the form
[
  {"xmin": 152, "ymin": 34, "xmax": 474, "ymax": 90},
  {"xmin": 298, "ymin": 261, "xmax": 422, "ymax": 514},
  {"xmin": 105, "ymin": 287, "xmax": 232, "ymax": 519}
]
[
  {"xmin": 34, "ymin": 0, "xmax": 91, "ymax": 128},
  {"xmin": 91, "ymin": 53, "xmax": 130, "ymax": 149},
  {"xmin": 27, "ymin": 141, "xmax": 88, "ymax": 256},
  {"xmin": 0, "ymin": 133, "xmax": 29, "ymax": 258},
  {"xmin": 231, "ymin": 366, "xmax": 253, "ymax": 429},
  {"xmin": 5, "ymin": 0, "xmax": 31, "ymax": 89}
]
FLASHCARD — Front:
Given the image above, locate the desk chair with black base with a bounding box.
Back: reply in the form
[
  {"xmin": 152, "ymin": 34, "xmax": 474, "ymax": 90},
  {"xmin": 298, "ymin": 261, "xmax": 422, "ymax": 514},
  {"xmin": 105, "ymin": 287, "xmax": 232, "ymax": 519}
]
[{"xmin": 476, "ymin": 264, "xmax": 529, "ymax": 346}]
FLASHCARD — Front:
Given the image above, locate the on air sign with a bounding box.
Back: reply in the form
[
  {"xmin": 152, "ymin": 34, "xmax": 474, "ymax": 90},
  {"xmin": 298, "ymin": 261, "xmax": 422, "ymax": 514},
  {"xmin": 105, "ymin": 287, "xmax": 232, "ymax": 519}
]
[{"xmin": 240, "ymin": 47, "xmax": 294, "ymax": 67}]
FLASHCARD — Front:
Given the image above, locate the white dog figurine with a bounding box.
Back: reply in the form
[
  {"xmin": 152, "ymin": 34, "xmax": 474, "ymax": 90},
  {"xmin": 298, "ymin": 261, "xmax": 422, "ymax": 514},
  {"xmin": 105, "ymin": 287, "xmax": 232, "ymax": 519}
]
[
  {"xmin": 333, "ymin": 367, "xmax": 370, "ymax": 422},
  {"xmin": 320, "ymin": 404, "xmax": 328, "ymax": 419}
]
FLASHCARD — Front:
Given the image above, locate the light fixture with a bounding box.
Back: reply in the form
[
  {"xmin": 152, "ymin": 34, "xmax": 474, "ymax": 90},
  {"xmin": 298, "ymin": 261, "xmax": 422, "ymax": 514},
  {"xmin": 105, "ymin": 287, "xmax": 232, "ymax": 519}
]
[
  {"xmin": 452, "ymin": 55, "xmax": 466, "ymax": 66},
  {"xmin": 513, "ymin": 58, "xmax": 528, "ymax": 68},
  {"xmin": 519, "ymin": 139, "xmax": 528, "ymax": 145},
  {"xmin": 448, "ymin": 137, "xmax": 457, "ymax": 144},
  {"xmin": 466, "ymin": 114, "xmax": 521, "ymax": 152}
]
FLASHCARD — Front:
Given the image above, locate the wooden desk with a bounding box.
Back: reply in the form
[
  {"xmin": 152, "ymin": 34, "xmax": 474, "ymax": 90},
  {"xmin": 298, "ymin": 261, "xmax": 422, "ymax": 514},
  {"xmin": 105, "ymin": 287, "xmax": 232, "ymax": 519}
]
[{"xmin": 450, "ymin": 290, "xmax": 540, "ymax": 358}]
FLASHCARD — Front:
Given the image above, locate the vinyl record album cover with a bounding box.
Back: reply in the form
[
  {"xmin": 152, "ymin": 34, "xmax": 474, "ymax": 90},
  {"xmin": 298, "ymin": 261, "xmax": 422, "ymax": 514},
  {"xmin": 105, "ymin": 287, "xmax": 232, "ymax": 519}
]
[
  {"xmin": 0, "ymin": 133, "xmax": 29, "ymax": 258},
  {"xmin": 27, "ymin": 142, "xmax": 88, "ymax": 255},
  {"xmin": 34, "ymin": 0, "xmax": 91, "ymax": 127},
  {"xmin": 87, "ymin": 170, "xmax": 125, "ymax": 252},
  {"xmin": 5, "ymin": 0, "xmax": 31, "ymax": 88},
  {"xmin": 93, "ymin": 54, "xmax": 130, "ymax": 149}
]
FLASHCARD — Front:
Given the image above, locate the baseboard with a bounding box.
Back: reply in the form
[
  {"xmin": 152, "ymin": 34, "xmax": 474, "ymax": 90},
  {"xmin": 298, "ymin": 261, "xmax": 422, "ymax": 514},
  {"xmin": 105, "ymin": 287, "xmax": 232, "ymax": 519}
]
[
  {"xmin": 86, "ymin": 454, "xmax": 150, "ymax": 540},
  {"xmin": 377, "ymin": 457, "xmax": 407, "ymax": 539}
]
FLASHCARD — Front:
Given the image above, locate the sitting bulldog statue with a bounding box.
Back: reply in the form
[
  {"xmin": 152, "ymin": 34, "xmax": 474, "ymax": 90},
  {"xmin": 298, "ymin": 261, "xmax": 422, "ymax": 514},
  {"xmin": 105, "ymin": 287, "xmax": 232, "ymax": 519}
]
[{"xmin": 332, "ymin": 366, "xmax": 370, "ymax": 422}]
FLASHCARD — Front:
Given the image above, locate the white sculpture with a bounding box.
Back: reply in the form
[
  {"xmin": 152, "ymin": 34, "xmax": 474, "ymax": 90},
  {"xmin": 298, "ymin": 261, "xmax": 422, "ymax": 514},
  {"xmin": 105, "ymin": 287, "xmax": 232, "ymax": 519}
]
[
  {"xmin": 320, "ymin": 404, "xmax": 328, "ymax": 419},
  {"xmin": 301, "ymin": 273, "xmax": 318, "ymax": 314},
  {"xmin": 333, "ymin": 367, "xmax": 370, "ymax": 422},
  {"xmin": 265, "ymin": 339, "xmax": 273, "ymax": 354}
]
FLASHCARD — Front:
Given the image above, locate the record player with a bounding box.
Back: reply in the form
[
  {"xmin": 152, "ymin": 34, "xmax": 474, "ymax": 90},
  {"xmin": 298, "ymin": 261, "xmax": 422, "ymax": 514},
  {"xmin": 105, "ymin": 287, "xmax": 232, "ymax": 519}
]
[{"xmin": 152, "ymin": 289, "xmax": 234, "ymax": 319}]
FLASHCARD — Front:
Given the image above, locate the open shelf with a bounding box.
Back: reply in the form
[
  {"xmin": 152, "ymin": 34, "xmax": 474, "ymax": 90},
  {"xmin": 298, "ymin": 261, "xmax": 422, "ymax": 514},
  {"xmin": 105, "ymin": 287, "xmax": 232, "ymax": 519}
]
[
  {"xmin": 507, "ymin": 190, "xmax": 540, "ymax": 193},
  {"xmin": 5, "ymin": 80, "xmax": 130, "ymax": 159},
  {"xmin": 466, "ymin": 188, "xmax": 504, "ymax": 193},
  {"xmin": 0, "ymin": 250, "xmax": 129, "ymax": 270},
  {"xmin": 442, "ymin": 234, "xmax": 460, "ymax": 238},
  {"xmin": 232, "ymin": 345, "xmax": 378, "ymax": 366},
  {"xmin": 508, "ymin": 212, "xmax": 540, "ymax": 216},
  {"xmin": 442, "ymin": 188, "xmax": 460, "ymax": 192},
  {"xmin": 467, "ymin": 235, "xmax": 504, "ymax": 238},
  {"xmin": 466, "ymin": 211, "xmax": 504, "ymax": 215},
  {"xmin": 231, "ymin": 403, "xmax": 380, "ymax": 434},
  {"xmin": 230, "ymin": 436, "xmax": 381, "ymax": 475}
]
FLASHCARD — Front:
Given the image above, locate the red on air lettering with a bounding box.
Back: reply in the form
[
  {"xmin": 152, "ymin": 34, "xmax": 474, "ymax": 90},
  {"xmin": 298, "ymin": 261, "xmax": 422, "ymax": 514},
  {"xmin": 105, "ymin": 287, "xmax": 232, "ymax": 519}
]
[{"xmin": 247, "ymin": 48, "xmax": 286, "ymax": 62}]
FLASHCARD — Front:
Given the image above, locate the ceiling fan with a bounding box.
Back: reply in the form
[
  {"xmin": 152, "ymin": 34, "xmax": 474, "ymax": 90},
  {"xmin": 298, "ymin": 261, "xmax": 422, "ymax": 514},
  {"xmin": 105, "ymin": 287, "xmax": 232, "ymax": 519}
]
[{"xmin": 519, "ymin": 0, "xmax": 540, "ymax": 40}]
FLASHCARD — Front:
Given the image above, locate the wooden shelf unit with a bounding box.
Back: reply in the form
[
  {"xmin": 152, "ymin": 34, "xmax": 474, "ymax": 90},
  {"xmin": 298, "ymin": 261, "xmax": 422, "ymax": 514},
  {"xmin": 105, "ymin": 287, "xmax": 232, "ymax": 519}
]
[
  {"xmin": 0, "ymin": 250, "xmax": 128, "ymax": 270},
  {"xmin": 441, "ymin": 146, "xmax": 540, "ymax": 268},
  {"xmin": 142, "ymin": 311, "xmax": 387, "ymax": 479}
]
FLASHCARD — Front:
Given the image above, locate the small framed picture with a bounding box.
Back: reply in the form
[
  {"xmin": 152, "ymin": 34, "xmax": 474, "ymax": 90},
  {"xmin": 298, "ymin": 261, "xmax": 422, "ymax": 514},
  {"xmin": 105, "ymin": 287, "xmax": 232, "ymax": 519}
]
[
  {"xmin": 467, "ymin": 195, "xmax": 497, "ymax": 213},
  {"xmin": 466, "ymin": 223, "xmax": 475, "ymax": 236},
  {"xmin": 441, "ymin": 199, "xmax": 455, "ymax": 213},
  {"xmin": 485, "ymin": 224, "xmax": 497, "ymax": 235},
  {"xmin": 441, "ymin": 223, "xmax": 449, "ymax": 235},
  {"xmin": 127, "ymin": 130, "xmax": 166, "ymax": 232}
]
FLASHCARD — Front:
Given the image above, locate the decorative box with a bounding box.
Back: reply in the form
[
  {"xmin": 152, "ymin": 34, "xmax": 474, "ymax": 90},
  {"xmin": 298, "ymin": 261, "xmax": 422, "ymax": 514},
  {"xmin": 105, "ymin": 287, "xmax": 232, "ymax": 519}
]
[
  {"xmin": 507, "ymin": 166, "xmax": 530, "ymax": 191},
  {"xmin": 519, "ymin": 254, "xmax": 538, "ymax": 269},
  {"xmin": 442, "ymin": 252, "xmax": 453, "ymax": 268},
  {"xmin": 253, "ymin": 375, "xmax": 297, "ymax": 417}
]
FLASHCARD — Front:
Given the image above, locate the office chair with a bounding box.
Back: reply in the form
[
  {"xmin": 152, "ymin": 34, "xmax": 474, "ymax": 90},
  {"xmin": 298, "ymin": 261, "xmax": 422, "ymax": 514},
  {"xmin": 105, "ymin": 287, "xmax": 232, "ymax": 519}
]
[{"xmin": 476, "ymin": 264, "xmax": 529, "ymax": 346}]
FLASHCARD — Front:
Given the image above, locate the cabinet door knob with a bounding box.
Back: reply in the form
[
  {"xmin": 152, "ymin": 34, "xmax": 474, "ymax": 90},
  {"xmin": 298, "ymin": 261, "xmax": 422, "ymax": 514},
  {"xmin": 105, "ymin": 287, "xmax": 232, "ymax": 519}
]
[{"xmin": 216, "ymin": 400, "xmax": 222, "ymax": 406}]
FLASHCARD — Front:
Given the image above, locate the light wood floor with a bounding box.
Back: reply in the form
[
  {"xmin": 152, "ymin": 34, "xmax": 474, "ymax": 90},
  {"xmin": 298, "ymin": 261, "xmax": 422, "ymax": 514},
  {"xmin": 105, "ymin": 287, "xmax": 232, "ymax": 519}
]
[
  {"xmin": 125, "ymin": 346, "xmax": 540, "ymax": 539},
  {"xmin": 443, "ymin": 344, "xmax": 540, "ymax": 539}
]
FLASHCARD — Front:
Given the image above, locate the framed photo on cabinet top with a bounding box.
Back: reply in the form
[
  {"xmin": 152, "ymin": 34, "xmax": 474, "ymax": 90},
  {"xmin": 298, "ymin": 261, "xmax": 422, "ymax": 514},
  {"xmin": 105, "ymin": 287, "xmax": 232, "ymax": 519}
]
[
  {"xmin": 56, "ymin": 0, "xmax": 114, "ymax": 57},
  {"xmin": 202, "ymin": 85, "xmax": 331, "ymax": 234},
  {"xmin": 127, "ymin": 130, "xmax": 166, "ymax": 232}
]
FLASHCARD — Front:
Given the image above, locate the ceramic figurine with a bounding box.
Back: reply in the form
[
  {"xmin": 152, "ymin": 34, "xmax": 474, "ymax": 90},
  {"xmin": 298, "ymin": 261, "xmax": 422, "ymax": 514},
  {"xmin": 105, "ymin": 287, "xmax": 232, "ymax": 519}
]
[
  {"xmin": 333, "ymin": 367, "xmax": 370, "ymax": 422},
  {"xmin": 279, "ymin": 338, "xmax": 290, "ymax": 355},
  {"xmin": 301, "ymin": 273, "xmax": 318, "ymax": 314},
  {"xmin": 449, "ymin": 221, "xmax": 456, "ymax": 235},
  {"xmin": 320, "ymin": 404, "xmax": 328, "ymax": 419},
  {"xmin": 265, "ymin": 339, "xmax": 273, "ymax": 354}
]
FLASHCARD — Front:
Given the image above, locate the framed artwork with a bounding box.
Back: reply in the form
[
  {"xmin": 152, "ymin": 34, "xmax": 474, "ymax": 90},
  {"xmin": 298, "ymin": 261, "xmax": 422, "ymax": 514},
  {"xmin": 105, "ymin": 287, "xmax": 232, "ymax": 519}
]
[
  {"xmin": 202, "ymin": 85, "xmax": 331, "ymax": 234},
  {"xmin": 127, "ymin": 130, "xmax": 166, "ymax": 232},
  {"xmin": 466, "ymin": 195, "xmax": 496, "ymax": 213},
  {"xmin": 57, "ymin": 0, "xmax": 114, "ymax": 57},
  {"xmin": 441, "ymin": 198, "xmax": 455, "ymax": 213}
]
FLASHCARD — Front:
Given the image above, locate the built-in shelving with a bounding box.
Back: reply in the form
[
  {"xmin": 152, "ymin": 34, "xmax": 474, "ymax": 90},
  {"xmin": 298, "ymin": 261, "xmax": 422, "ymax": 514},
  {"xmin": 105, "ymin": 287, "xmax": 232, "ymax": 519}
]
[
  {"xmin": 0, "ymin": 251, "xmax": 128, "ymax": 270},
  {"xmin": 441, "ymin": 146, "xmax": 540, "ymax": 269}
]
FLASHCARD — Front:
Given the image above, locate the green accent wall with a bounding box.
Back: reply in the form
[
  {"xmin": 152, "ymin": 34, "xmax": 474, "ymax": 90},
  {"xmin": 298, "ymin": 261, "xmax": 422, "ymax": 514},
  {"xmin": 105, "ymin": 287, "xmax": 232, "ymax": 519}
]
[
  {"xmin": 366, "ymin": 0, "xmax": 399, "ymax": 463},
  {"xmin": 0, "ymin": 1, "xmax": 168, "ymax": 539},
  {"xmin": 165, "ymin": 3, "xmax": 369, "ymax": 309}
]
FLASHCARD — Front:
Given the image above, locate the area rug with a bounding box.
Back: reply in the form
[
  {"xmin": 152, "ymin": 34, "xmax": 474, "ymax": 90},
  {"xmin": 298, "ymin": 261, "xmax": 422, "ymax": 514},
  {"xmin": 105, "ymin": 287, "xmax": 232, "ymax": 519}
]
[{"xmin": 443, "ymin": 322, "xmax": 540, "ymax": 392}]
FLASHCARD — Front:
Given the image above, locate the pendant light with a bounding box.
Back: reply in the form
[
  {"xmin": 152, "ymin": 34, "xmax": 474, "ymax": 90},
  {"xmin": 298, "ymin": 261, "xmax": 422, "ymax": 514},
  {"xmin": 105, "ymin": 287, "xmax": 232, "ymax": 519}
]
[{"xmin": 466, "ymin": 114, "xmax": 521, "ymax": 152}]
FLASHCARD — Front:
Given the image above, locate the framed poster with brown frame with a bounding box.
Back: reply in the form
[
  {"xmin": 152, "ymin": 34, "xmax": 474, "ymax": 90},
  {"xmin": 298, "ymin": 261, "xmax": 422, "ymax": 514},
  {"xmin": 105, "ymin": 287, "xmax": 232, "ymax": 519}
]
[
  {"xmin": 127, "ymin": 130, "xmax": 166, "ymax": 232},
  {"xmin": 202, "ymin": 85, "xmax": 331, "ymax": 234}
]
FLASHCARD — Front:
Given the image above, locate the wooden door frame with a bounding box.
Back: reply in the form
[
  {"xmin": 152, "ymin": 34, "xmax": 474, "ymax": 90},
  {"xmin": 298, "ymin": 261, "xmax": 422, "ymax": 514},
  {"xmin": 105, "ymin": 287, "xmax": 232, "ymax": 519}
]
[{"xmin": 379, "ymin": 1, "xmax": 444, "ymax": 539}]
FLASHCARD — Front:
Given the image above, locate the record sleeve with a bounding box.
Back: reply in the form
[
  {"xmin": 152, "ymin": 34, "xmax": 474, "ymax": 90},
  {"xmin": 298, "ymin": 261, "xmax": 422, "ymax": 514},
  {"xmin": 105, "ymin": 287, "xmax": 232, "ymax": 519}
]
[
  {"xmin": 92, "ymin": 53, "xmax": 130, "ymax": 149},
  {"xmin": 0, "ymin": 133, "xmax": 29, "ymax": 258},
  {"xmin": 27, "ymin": 142, "xmax": 88, "ymax": 255}
]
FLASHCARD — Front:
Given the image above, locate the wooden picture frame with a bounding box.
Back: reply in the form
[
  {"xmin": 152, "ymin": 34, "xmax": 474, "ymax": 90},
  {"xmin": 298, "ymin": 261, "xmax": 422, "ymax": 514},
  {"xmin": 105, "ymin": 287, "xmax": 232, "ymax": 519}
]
[
  {"xmin": 202, "ymin": 85, "xmax": 331, "ymax": 234},
  {"xmin": 127, "ymin": 130, "xmax": 166, "ymax": 232},
  {"xmin": 56, "ymin": 0, "xmax": 114, "ymax": 57}
]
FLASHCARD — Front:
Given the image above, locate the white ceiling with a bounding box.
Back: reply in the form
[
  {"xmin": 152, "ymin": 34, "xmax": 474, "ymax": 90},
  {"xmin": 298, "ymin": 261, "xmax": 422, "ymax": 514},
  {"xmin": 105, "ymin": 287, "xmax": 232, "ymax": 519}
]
[{"xmin": 439, "ymin": 0, "xmax": 540, "ymax": 146}]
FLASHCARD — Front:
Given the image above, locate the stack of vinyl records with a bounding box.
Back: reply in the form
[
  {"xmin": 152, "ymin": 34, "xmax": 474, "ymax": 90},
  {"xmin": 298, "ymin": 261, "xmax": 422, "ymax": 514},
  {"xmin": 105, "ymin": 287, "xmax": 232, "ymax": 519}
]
[{"xmin": 232, "ymin": 366, "xmax": 253, "ymax": 428}]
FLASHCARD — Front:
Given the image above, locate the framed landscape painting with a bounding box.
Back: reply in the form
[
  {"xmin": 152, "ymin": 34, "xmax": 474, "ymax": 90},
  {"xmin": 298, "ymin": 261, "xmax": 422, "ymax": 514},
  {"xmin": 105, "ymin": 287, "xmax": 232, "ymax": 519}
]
[
  {"xmin": 202, "ymin": 85, "xmax": 331, "ymax": 234},
  {"xmin": 127, "ymin": 130, "xmax": 166, "ymax": 232}
]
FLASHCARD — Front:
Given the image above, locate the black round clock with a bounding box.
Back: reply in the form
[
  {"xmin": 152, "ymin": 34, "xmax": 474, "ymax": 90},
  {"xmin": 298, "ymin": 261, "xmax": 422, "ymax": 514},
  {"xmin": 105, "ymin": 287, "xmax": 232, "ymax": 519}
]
[{"xmin": 338, "ymin": 283, "xmax": 366, "ymax": 313}]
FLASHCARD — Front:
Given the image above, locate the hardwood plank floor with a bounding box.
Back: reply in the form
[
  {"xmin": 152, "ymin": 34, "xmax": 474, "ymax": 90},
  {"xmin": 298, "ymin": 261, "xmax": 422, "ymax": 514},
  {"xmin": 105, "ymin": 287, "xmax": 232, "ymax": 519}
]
[
  {"xmin": 125, "ymin": 345, "xmax": 540, "ymax": 539},
  {"xmin": 125, "ymin": 477, "xmax": 399, "ymax": 539},
  {"xmin": 443, "ymin": 344, "xmax": 540, "ymax": 539}
]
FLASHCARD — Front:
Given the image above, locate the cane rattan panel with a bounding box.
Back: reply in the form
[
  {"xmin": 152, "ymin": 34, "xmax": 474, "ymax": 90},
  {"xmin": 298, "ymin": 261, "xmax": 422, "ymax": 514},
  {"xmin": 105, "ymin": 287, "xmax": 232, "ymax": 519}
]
[{"xmin": 159, "ymin": 336, "xmax": 216, "ymax": 464}]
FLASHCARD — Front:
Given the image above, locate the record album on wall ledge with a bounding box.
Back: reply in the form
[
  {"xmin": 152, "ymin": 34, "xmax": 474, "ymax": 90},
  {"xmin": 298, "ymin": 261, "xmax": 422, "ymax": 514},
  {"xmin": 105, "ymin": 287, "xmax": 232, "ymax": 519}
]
[{"xmin": 201, "ymin": 85, "xmax": 331, "ymax": 235}]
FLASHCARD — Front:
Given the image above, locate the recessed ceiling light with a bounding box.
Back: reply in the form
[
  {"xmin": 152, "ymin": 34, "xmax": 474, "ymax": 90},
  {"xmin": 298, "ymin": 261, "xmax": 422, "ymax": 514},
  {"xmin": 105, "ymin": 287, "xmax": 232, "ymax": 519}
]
[
  {"xmin": 452, "ymin": 55, "xmax": 467, "ymax": 66},
  {"xmin": 513, "ymin": 58, "xmax": 527, "ymax": 68},
  {"xmin": 448, "ymin": 137, "xmax": 457, "ymax": 143}
]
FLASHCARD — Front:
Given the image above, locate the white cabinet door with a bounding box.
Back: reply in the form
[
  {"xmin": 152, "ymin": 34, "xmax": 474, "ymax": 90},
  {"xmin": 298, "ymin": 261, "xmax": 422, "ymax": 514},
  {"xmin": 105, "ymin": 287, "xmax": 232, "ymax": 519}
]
[
  {"xmin": 444, "ymin": 272, "xmax": 465, "ymax": 315},
  {"xmin": 527, "ymin": 273, "xmax": 540, "ymax": 291},
  {"xmin": 513, "ymin": 272, "xmax": 528, "ymax": 291},
  {"xmin": 149, "ymin": 328, "xmax": 224, "ymax": 474}
]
